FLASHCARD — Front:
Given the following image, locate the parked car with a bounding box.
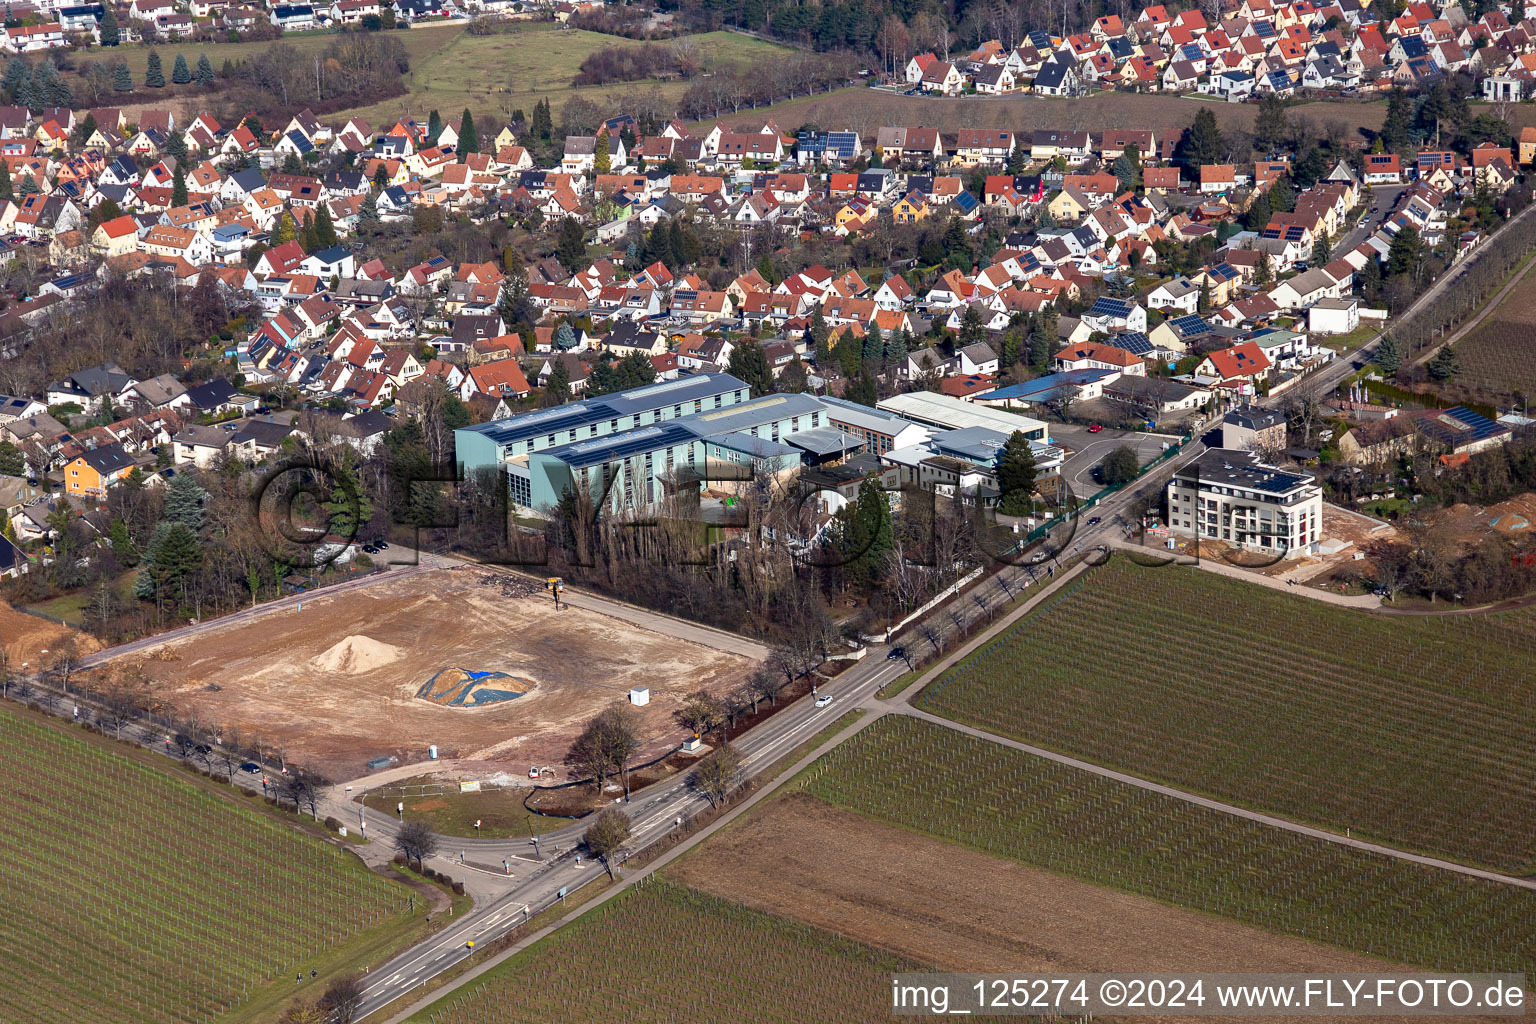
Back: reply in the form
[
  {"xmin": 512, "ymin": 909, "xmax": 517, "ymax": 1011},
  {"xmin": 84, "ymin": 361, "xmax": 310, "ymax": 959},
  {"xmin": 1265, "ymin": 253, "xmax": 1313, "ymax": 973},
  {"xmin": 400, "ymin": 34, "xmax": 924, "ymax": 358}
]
[
  {"xmin": 814, "ymin": 694, "xmax": 834, "ymax": 708},
  {"xmin": 1087, "ymin": 423, "xmax": 1103, "ymax": 433},
  {"xmin": 239, "ymin": 761, "xmax": 261, "ymax": 774}
]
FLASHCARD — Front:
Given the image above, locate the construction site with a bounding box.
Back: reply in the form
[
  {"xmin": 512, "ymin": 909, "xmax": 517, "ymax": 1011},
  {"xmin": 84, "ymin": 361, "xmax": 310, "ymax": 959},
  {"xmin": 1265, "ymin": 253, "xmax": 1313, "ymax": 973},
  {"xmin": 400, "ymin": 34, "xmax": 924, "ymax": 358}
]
[{"xmin": 109, "ymin": 566, "xmax": 753, "ymax": 780}]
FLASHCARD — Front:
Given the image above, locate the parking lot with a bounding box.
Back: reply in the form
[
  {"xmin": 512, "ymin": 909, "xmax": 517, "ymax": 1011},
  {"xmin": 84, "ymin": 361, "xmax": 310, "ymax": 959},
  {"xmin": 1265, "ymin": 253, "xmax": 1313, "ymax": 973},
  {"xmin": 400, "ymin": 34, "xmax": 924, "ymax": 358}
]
[{"xmin": 1050, "ymin": 423, "xmax": 1182, "ymax": 497}]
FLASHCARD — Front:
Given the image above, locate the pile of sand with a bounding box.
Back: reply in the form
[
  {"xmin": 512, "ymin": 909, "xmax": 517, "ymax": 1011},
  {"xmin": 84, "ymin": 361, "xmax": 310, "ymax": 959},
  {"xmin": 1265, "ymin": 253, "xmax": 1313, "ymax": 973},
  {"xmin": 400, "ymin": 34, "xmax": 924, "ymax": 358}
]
[{"xmin": 311, "ymin": 635, "xmax": 403, "ymax": 674}]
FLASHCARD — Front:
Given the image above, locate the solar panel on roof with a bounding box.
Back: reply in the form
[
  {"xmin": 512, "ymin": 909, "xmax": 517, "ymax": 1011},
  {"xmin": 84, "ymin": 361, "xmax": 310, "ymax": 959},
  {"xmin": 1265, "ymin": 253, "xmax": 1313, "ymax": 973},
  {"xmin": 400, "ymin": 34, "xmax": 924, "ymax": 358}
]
[
  {"xmin": 1170, "ymin": 314, "xmax": 1212, "ymax": 335},
  {"xmin": 1105, "ymin": 331, "xmax": 1153, "ymax": 356}
]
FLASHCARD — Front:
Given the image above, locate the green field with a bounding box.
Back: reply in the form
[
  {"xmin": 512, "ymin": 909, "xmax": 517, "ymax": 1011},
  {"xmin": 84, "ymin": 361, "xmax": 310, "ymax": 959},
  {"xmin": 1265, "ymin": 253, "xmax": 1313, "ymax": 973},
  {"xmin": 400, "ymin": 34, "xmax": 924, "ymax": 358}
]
[
  {"xmin": 0, "ymin": 707, "xmax": 413, "ymax": 1024},
  {"xmin": 802, "ymin": 715, "xmax": 1536, "ymax": 975},
  {"xmin": 338, "ymin": 26, "xmax": 793, "ymax": 130},
  {"xmin": 915, "ymin": 559, "xmax": 1536, "ymax": 873},
  {"xmin": 360, "ymin": 779, "xmax": 578, "ymax": 839},
  {"xmin": 405, "ymin": 881, "xmax": 918, "ymax": 1023}
]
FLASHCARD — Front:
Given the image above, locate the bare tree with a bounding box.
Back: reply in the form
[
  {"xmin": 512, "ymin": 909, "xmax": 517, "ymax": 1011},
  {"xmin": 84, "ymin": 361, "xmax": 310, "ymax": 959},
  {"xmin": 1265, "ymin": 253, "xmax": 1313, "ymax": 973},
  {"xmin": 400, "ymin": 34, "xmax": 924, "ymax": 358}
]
[
  {"xmin": 690, "ymin": 743, "xmax": 745, "ymax": 809},
  {"xmin": 395, "ymin": 820, "xmax": 438, "ymax": 867},
  {"xmin": 98, "ymin": 671, "xmax": 150, "ymax": 741},
  {"xmin": 282, "ymin": 764, "xmax": 323, "ymax": 820},
  {"xmin": 318, "ymin": 974, "xmax": 365, "ymax": 1024},
  {"xmin": 583, "ymin": 808, "xmax": 631, "ymax": 878},
  {"xmin": 676, "ymin": 689, "xmax": 726, "ymax": 738},
  {"xmin": 565, "ymin": 705, "xmax": 639, "ymax": 794}
]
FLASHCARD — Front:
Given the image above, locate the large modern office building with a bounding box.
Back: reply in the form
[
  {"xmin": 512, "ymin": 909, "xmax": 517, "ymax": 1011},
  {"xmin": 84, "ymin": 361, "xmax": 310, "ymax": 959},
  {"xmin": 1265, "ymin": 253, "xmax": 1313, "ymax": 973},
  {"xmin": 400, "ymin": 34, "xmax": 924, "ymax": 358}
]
[{"xmin": 456, "ymin": 374, "xmax": 1066, "ymax": 516}]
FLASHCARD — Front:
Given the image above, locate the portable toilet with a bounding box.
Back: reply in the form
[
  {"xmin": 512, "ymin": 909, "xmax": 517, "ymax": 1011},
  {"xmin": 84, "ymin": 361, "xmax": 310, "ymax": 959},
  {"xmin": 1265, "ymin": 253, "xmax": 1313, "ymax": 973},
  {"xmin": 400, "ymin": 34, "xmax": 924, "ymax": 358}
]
[
  {"xmin": 629, "ymin": 687, "xmax": 651, "ymax": 706},
  {"xmin": 428, "ymin": 745, "xmax": 438, "ymax": 759}
]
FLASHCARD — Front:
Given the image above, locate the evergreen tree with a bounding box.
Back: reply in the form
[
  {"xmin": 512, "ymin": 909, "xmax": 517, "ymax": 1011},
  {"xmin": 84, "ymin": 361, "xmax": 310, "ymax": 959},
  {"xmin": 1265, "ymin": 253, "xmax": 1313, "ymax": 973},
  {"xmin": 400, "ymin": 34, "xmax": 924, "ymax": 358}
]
[
  {"xmin": 1244, "ymin": 189, "xmax": 1272, "ymax": 232},
  {"xmin": 1181, "ymin": 107, "xmax": 1224, "ymax": 168},
  {"xmin": 1375, "ymin": 334, "xmax": 1401, "ymax": 376},
  {"xmin": 958, "ymin": 303, "xmax": 985, "ymax": 348},
  {"xmin": 1386, "ymin": 223, "xmax": 1425, "ymax": 277},
  {"xmin": 99, "ymin": 1, "xmax": 119, "ymax": 45},
  {"xmin": 1198, "ymin": 278, "xmax": 1213, "ymax": 313},
  {"xmin": 594, "ymin": 127, "xmax": 610, "ymax": 175},
  {"xmin": 313, "ymin": 200, "xmax": 338, "ymax": 249},
  {"xmin": 1268, "ymin": 176, "xmax": 1295, "ymax": 214},
  {"xmin": 195, "ymin": 53, "xmax": 215, "ymax": 86},
  {"xmin": 814, "ymin": 332, "xmax": 831, "ymax": 369},
  {"xmin": 171, "ymin": 165, "xmax": 187, "ymax": 208},
  {"xmin": 532, "ymin": 98, "xmax": 552, "ymax": 141},
  {"xmin": 0, "ymin": 55, "xmax": 23, "ymax": 99},
  {"xmin": 145, "ymin": 50, "xmax": 165, "ymax": 88},
  {"xmin": 426, "ymin": 109, "xmax": 443, "ymax": 145},
  {"xmin": 359, "ymin": 190, "xmax": 378, "ymax": 226},
  {"xmin": 862, "ymin": 324, "xmax": 883, "ymax": 364},
  {"xmin": 135, "ymin": 522, "xmax": 203, "ymax": 607},
  {"xmin": 15, "ymin": 172, "xmax": 36, "ymax": 196},
  {"xmin": 1255, "ymin": 252, "xmax": 1272, "ymax": 287},
  {"xmin": 1006, "ymin": 136, "xmax": 1026, "ymax": 175},
  {"xmin": 846, "ymin": 369, "xmax": 878, "ymax": 407},
  {"xmin": 726, "ymin": 338, "xmax": 775, "ymax": 397},
  {"xmin": 832, "ymin": 472, "xmax": 892, "ymax": 584},
  {"xmin": 165, "ymin": 128, "xmax": 186, "ymax": 163},
  {"xmin": 885, "ymin": 325, "xmax": 907, "ymax": 364},
  {"xmin": 1428, "ymin": 345, "xmax": 1460, "ymax": 381},
  {"xmin": 1311, "ymin": 234, "xmax": 1331, "ymax": 266},
  {"xmin": 172, "ymin": 53, "xmax": 191, "ymax": 84},
  {"xmin": 555, "ymin": 216, "xmax": 587, "ymax": 271},
  {"xmin": 755, "ymin": 253, "xmax": 775, "ymax": 285},
  {"xmin": 0, "ymin": 159, "xmax": 14, "ymax": 202},
  {"xmin": 457, "ymin": 107, "xmax": 478, "ymax": 159},
  {"xmin": 546, "ymin": 360, "xmax": 571, "ymax": 403},
  {"xmin": 118, "ymin": 61, "xmax": 142, "ymax": 100},
  {"xmin": 1252, "ymin": 93, "xmax": 1289, "ymax": 152},
  {"xmin": 1379, "ymin": 87, "xmax": 1414, "ymax": 151},
  {"xmin": 164, "ymin": 471, "xmax": 207, "ymax": 532},
  {"xmin": 667, "ymin": 219, "xmax": 687, "ymax": 267},
  {"xmin": 1113, "ymin": 143, "xmax": 1142, "ymax": 193},
  {"xmin": 995, "ymin": 431, "xmax": 1038, "ymax": 515},
  {"xmin": 555, "ymin": 323, "xmax": 576, "ymax": 350}
]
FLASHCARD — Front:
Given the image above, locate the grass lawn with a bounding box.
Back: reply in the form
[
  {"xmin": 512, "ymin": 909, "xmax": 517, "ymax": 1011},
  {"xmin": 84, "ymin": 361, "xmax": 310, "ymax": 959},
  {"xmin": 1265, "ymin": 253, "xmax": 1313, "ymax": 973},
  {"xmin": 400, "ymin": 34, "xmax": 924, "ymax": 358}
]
[
  {"xmin": 804, "ymin": 715, "xmax": 1536, "ymax": 976},
  {"xmin": 335, "ymin": 27, "xmax": 793, "ymax": 129},
  {"xmin": 915, "ymin": 558, "xmax": 1536, "ymax": 873},
  {"xmin": 360, "ymin": 777, "xmax": 579, "ymax": 838},
  {"xmin": 0, "ymin": 703, "xmax": 418, "ymax": 1024},
  {"xmin": 1322, "ymin": 321, "xmax": 1381, "ymax": 352}
]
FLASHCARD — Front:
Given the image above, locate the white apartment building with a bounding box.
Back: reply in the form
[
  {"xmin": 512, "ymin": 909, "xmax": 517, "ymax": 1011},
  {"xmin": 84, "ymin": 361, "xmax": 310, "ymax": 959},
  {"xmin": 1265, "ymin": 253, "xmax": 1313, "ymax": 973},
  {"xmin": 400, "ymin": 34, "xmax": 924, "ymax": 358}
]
[{"xmin": 1166, "ymin": 449, "xmax": 1323, "ymax": 554}]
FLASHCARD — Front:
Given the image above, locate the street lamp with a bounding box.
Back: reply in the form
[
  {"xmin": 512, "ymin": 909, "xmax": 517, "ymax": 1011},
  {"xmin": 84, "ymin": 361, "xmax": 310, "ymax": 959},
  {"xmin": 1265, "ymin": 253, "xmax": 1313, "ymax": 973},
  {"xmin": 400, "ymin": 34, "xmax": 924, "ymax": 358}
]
[{"xmin": 397, "ymin": 801, "xmax": 404, "ymax": 822}]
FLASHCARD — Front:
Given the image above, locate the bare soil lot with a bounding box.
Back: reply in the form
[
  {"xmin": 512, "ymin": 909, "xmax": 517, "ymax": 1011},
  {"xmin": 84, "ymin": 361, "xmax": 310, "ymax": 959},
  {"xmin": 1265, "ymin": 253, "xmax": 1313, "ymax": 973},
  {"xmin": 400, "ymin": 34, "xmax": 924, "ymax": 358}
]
[
  {"xmin": 0, "ymin": 602, "xmax": 100, "ymax": 668},
  {"xmin": 109, "ymin": 567, "xmax": 749, "ymax": 780},
  {"xmin": 672, "ymin": 793, "xmax": 1504, "ymax": 1024}
]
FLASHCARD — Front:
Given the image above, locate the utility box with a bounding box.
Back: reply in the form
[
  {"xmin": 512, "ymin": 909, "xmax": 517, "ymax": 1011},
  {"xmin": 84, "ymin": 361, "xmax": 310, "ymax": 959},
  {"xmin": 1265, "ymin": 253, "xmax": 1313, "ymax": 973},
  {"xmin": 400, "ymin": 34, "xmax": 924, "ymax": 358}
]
[{"xmin": 628, "ymin": 687, "xmax": 651, "ymax": 706}]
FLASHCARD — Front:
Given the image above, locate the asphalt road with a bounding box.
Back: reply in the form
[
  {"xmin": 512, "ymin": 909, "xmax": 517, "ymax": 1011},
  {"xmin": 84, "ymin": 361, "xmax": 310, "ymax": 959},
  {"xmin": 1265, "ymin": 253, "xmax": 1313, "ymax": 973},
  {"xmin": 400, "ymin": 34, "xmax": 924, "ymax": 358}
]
[{"xmin": 347, "ymin": 440, "xmax": 1217, "ymax": 1020}]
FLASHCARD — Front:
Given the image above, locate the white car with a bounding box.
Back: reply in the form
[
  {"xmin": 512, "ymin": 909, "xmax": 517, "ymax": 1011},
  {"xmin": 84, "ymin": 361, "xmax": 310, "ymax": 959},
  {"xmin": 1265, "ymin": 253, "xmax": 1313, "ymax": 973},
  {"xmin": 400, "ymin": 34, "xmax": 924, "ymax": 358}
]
[{"xmin": 814, "ymin": 695, "xmax": 834, "ymax": 708}]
